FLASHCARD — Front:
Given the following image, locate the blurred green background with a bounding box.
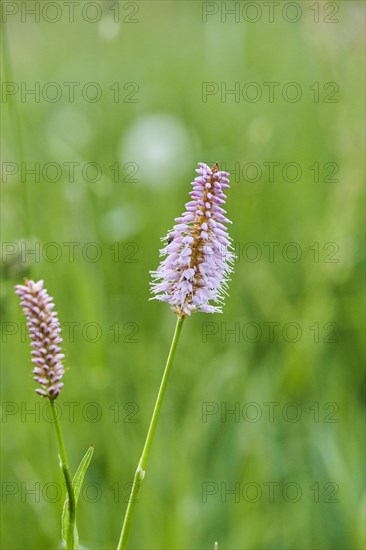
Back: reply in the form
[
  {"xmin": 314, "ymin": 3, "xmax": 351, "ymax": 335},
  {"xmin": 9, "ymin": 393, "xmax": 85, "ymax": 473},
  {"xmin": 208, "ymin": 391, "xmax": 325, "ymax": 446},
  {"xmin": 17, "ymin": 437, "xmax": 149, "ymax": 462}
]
[{"xmin": 1, "ymin": 1, "xmax": 365, "ymax": 549}]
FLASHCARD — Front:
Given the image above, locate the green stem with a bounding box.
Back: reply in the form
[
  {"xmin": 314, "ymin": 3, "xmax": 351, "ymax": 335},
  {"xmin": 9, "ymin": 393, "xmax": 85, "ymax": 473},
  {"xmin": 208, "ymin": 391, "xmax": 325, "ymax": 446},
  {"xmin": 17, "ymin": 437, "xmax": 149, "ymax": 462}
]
[
  {"xmin": 117, "ymin": 316, "xmax": 185, "ymax": 550},
  {"xmin": 50, "ymin": 399, "xmax": 76, "ymax": 550}
]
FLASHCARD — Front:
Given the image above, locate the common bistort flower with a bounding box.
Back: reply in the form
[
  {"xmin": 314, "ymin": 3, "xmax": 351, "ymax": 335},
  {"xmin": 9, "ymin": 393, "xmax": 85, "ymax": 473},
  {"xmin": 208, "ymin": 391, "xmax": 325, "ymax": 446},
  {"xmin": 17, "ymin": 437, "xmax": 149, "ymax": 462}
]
[
  {"xmin": 15, "ymin": 279, "xmax": 65, "ymax": 399},
  {"xmin": 150, "ymin": 162, "xmax": 235, "ymax": 317}
]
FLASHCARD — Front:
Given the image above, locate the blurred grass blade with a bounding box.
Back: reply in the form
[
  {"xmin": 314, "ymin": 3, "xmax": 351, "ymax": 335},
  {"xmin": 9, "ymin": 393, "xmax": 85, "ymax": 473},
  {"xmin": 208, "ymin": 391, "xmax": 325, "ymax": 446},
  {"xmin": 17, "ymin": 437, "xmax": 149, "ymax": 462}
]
[{"xmin": 62, "ymin": 445, "xmax": 94, "ymax": 547}]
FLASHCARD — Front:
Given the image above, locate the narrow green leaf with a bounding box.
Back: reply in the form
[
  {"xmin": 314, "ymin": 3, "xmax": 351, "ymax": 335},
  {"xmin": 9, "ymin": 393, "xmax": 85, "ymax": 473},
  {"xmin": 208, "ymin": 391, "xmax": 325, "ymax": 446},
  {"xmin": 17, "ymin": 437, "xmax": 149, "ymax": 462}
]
[{"xmin": 62, "ymin": 445, "xmax": 94, "ymax": 546}]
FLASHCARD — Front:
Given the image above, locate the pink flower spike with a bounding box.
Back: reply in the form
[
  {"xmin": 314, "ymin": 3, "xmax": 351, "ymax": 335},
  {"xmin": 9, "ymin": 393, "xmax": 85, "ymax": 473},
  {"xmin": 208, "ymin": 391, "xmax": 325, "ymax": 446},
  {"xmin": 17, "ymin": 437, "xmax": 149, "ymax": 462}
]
[
  {"xmin": 15, "ymin": 279, "xmax": 65, "ymax": 400},
  {"xmin": 150, "ymin": 163, "xmax": 235, "ymax": 317}
]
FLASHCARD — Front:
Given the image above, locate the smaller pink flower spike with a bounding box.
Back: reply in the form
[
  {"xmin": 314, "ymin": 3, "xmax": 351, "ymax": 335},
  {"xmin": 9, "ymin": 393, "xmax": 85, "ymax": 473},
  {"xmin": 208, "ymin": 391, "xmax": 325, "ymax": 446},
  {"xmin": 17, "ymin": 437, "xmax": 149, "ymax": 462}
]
[{"xmin": 15, "ymin": 279, "xmax": 65, "ymax": 399}]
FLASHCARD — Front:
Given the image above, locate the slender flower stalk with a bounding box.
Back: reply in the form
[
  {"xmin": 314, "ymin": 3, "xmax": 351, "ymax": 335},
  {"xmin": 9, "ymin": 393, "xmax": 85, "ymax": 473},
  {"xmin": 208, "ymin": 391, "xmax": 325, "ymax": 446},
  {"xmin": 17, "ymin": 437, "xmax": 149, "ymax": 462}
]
[
  {"xmin": 50, "ymin": 400, "xmax": 76, "ymax": 549},
  {"xmin": 117, "ymin": 316, "xmax": 184, "ymax": 549},
  {"xmin": 118, "ymin": 163, "xmax": 234, "ymax": 549},
  {"xmin": 15, "ymin": 279, "xmax": 76, "ymax": 550}
]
